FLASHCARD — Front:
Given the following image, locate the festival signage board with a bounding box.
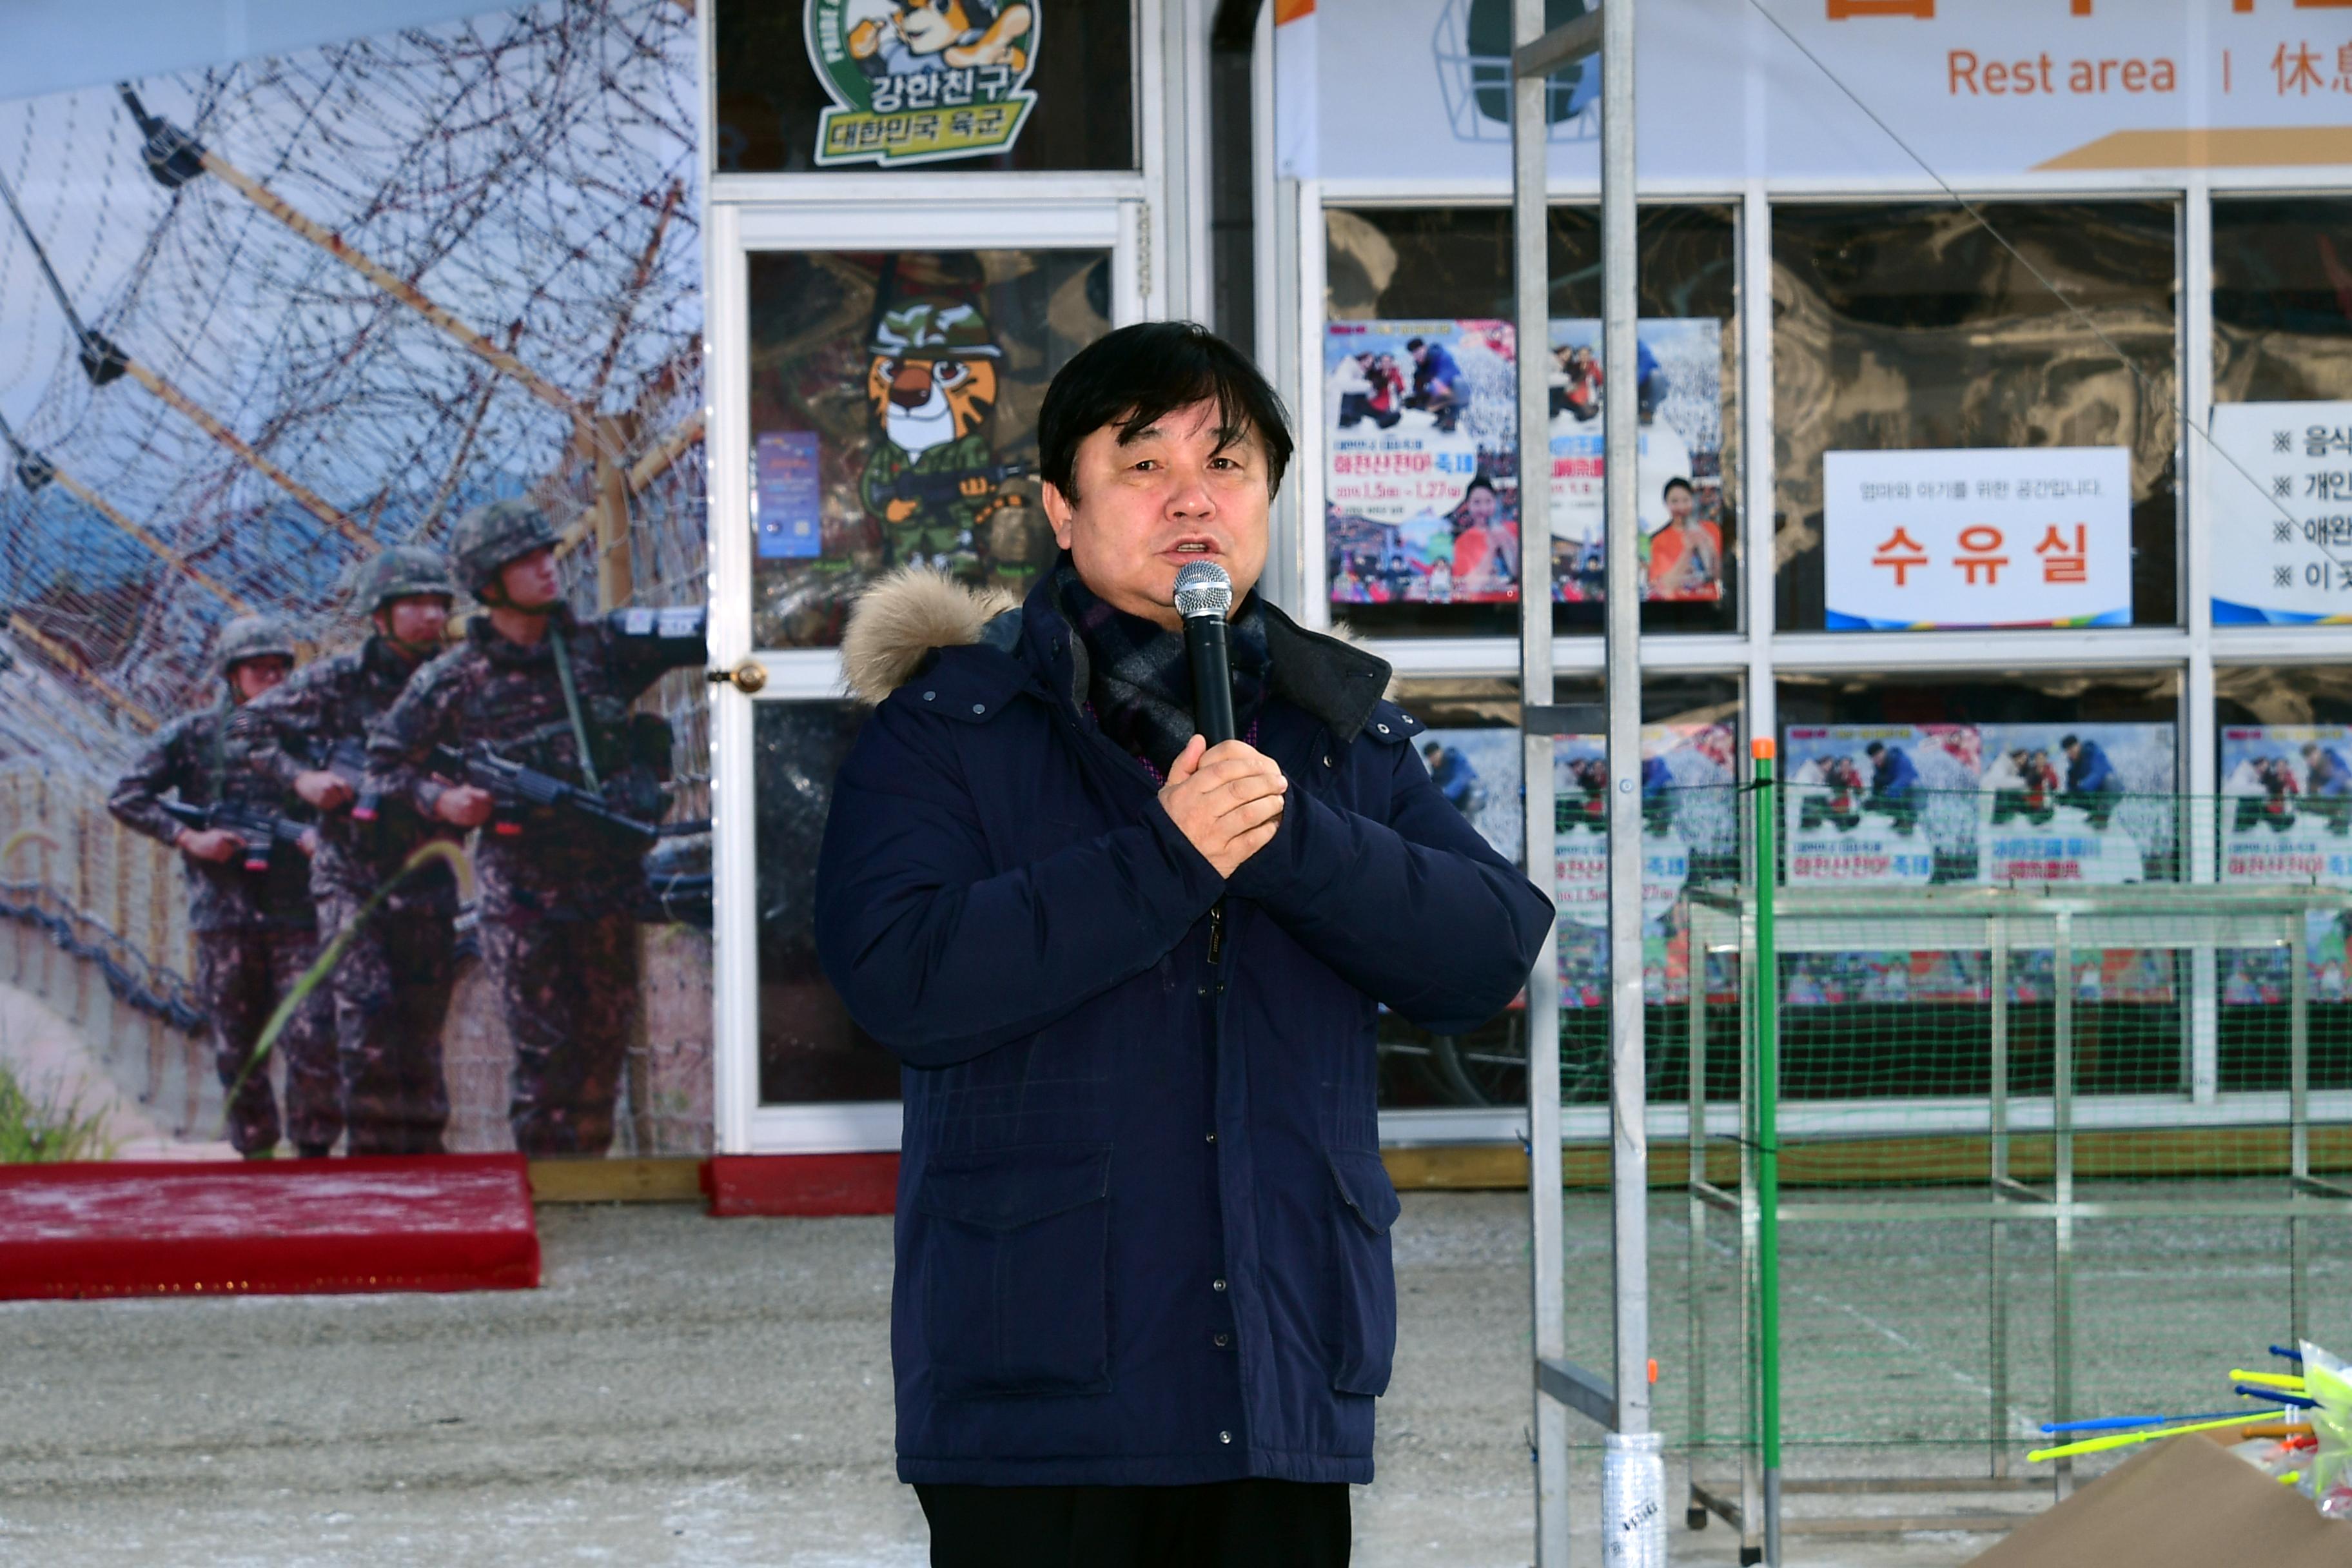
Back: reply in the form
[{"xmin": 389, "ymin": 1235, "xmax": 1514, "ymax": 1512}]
[
  {"xmin": 1976, "ymin": 723, "xmax": 2175, "ymax": 885},
  {"xmin": 2219, "ymin": 725, "xmax": 2352, "ymax": 885},
  {"xmin": 1821, "ymin": 447, "xmax": 2132, "ymax": 631},
  {"xmin": 1783, "ymin": 725, "xmax": 1978, "ymax": 886},
  {"xmin": 2209, "ymin": 402, "xmax": 2352, "ymax": 625}
]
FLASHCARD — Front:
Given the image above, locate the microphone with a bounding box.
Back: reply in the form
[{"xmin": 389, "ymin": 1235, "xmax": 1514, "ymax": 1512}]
[{"xmin": 1173, "ymin": 560, "xmax": 1236, "ymax": 747}]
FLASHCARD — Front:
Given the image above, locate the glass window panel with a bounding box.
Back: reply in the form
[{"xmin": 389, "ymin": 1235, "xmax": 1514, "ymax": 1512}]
[
  {"xmin": 1323, "ymin": 204, "xmax": 1740, "ymax": 638},
  {"xmin": 755, "ymin": 701, "xmax": 899, "ymax": 1105},
  {"xmin": 747, "ymin": 248, "xmax": 1111, "ymax": 648},
  {"xmin": 1772, "ymin": 202, "xmax": 2179, "ymax": 631},
  {"xmin": 2213, "ymin": 197, "xmax": 2352, "ymax": 404},
  {"xmin": 1375, "ymin": 674, "xmax": 1742, "ymax": 1113},
  {"xmin": 714, "ymin": 1, "xmax": 1135, "ymax": 174}
]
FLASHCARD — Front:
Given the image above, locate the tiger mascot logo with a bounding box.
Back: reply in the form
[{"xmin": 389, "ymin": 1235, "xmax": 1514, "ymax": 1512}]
[{"xmin": 857, "ymin": 300, "xmax": 1028, "ymax": 577}]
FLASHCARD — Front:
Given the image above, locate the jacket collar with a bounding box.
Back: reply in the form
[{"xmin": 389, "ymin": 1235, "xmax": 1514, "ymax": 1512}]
[{"xmin": 1014, "ymin": 570, "xmax": 1391, "ymax": 746}]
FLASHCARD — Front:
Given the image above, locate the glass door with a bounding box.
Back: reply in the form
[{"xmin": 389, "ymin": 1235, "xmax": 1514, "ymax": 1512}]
[{"xmin": 707, "ymin": 201, "xmax": 1137, "ymax": 1152}]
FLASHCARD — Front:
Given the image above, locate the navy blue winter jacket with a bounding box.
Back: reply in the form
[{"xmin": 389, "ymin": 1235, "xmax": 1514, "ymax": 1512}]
[{"xmin": 814, "ymin": 571, "xmax": 1553, "ymax": 1487}]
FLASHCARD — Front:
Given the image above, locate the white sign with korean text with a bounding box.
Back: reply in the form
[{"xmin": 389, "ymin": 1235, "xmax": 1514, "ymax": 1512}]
[
  {"xmin": 1823, "ymin": 446, "xmax": 2132, "ymax": 631},
  {"xmin": 2209, "ymin": 401, "xmax": 2352, "ymax": 626}
]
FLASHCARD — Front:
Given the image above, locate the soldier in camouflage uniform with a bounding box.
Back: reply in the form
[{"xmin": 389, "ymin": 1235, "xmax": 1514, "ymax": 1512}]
[
  {"xmin": 106, "ymin": 616, "xmax": 335, "ymax": 1157},
  {"xmin": 366, "ymin": 502, "xmax": 704, "ymax": 1155},
  {"xmin": 858, "ymin": 299, "xmax": 1027, "ymax": 575},
  {"xmin": 234, "ymin": 548, "xmax": 464, "ymax": 1155}
]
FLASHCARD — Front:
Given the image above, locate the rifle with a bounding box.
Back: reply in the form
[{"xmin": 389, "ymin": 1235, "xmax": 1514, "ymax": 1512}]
[
  {"xmin": 159, "ymin": 798, "xmax": 310, "ymax": 873},
  {"xmin": 428, "ymin": 742, "xmax": 658, "ymax": 843},
  {"xmin": 887, "ymin": 460, "xmax": 1029, "ymax": 508},
  {"xmin": 297, "ymin": 735, "xmax": 386, "ymax": 824}
]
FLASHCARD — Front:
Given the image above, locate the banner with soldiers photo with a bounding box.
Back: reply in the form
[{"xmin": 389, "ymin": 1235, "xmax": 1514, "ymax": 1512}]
[{"xmin": 0, "ymin": 3, "xmax": 713, "ymax": 1164}]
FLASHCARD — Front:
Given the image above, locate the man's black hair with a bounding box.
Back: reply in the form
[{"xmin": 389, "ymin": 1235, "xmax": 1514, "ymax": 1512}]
[
  {"xmin": 2061, "ymin": 734, "xmax": 2081, "ymax": 750},
  {"xmin": 1865, "ymin": 741, "xmax": 1885, "ymax": 757},
  {"xmin": 1405, "ymin": 337, "xmax": 1426, "ymax": 352},
  {"xmin": 1662, "ymin": 476, "xmax": 1693, "ymax": 499},
  {"xmin": 1037, "ymin": 320, "xmax": 1293, "ymax": 504}
]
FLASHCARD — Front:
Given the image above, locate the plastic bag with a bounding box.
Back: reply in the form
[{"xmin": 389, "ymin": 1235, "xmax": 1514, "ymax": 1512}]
[{"xmin": 2301, "ymin": 1340, "xmax": 2352, "ymax": 1521}]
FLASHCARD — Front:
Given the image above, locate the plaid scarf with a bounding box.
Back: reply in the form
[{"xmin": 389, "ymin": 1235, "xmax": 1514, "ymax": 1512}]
[{"xmin": 1052, "ymin": 556, "xmax": 1271, "ymax": 772}]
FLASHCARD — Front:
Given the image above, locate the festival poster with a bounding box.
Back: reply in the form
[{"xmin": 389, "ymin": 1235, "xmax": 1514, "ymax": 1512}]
[
  {"xmin": 2219, "ymin": 725, "xmax": 2352, "ymax": 1004},
  {"xmin": 1325, "ymin": 320, "xmax": 1519, "ymax": 605},
  {"xmin": 2208, "ymin": 403, "xmax": 2352, "ymax": 626},
  {"xmin": 0, "ymin": 3, "xmax": 710, "ymax": 1164},
  {"xmin": 1545, "ymin": 318, "xmax": 1727, "ymax": 605},
  {"xmin": 1975, "ymin": 723, "xmax": 2175, "ymax": 886},
  {"xmin": 1415, "ymin": 726, "xmax": 1523, "ymax": 864},
  {"xmin": 1553, "ymin": 725, "xmax": 1737, "ymax": 1008},
  {"xmin": 1782, "ymin": 725, "xmax": 1981, "ymax": 887}
]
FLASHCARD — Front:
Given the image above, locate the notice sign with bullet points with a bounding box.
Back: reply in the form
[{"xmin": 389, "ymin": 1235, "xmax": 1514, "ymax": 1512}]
[
  {"xmin": 2210, "ymin": 401, "xmax": 2352, "ymax": 627},
  {"xmin": 1823, "ymin": 446, "xmax": 2132, "ymax": 631}
]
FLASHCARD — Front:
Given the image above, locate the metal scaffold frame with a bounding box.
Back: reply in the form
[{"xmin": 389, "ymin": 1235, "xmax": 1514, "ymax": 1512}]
[
  {"xmin": 1683, "ymin": 870, "xmax": 2352, "ymax": 1559},
  {"xmin": 1514, "ymin": 3, "xmax": 1652, "ymax": 1564}
]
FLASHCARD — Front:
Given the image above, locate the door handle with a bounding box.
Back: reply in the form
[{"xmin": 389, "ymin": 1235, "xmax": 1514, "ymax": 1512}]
[{"xmin": 706, "ymin": 660, "xmax": 767, "ymax": 694}]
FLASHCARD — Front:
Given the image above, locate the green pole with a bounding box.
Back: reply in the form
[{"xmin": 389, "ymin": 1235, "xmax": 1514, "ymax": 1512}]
[{"xmin": 1752, "ymin": 739, "xmax": 1783, "ymax": 1564}]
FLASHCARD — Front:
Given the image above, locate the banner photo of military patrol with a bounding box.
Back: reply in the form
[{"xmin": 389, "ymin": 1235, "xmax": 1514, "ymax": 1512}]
[
  {"xmin": 1324, "ymin": 316, "xmax": 1726, "ymax": 608},
  {"xmin": 749, "ymin": 248, "xmax": 1109, "ymax": 647},
  {"xmin": 0, "ymin": 3, "xmax": 710, "ymax": 1164},
  {"xmin": 1783, "ymin": 723, "xmax": 2175, "ymax": 888}
]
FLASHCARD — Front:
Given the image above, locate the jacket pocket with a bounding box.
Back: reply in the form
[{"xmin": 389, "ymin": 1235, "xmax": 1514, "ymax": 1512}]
[
  {"xmin": 916, "ymin": 1142, "xmax": 1113, "ymax": 1399},
  {"xmin": 1326, "ymin": 1147, "xmax": 1402, "ymax": 1396}
]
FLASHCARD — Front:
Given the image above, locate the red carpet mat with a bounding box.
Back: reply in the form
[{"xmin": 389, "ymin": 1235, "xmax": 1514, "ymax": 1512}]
[
  {"xmin": 0, "ymin": 1155, "xmax": 540, "ymax": 1300},
  {"xmin": 703, "ymin": 1152, "xmax": 897, "ymax": 1217}
]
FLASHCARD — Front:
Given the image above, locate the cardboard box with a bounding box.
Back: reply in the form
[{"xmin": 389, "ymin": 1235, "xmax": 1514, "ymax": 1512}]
[{"xmin": 1968, "ymin": 1435, "xmax": 2350, "ymax": 1567}]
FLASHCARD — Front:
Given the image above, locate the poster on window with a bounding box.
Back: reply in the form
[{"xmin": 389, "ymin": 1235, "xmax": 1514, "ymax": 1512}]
[
  {"xmin": 1553, "ymin": 725, "xmax": 1737, "ymax": 1007},
  {"xmin": 1783, "ymin": 722, "xmax": 2173, "ymax": 887},
  {"xmin": 2209, "ymin": 402, "xmax": 2352, "ymax": 626},
  {"xmin": 1821, "ymin": 447, "xmax": 2132, "ymax": 631},
  {"xmin": 1326, "ymin": 320, "xmax": 1520, "ymax": 605},
  {"xmin": 2220, "ymin": 726, "xmax": 2352, "ymax": 885},
  {"xmin": 1325, "ymin": 317, "xmax": 1725, "ymax": 607},
  {"xmin": 1977, "ymin": 723, "xmax": 2175, "ymax": 885},
  {"xmin": 1783, "ymin": 725, "xmax": 1980, "ymax": 886},
  {"xmin": 803, "ymin": 0, "xmax": 1042, "ymax": 169},
  {"xmin": 1545, "ymin": 318, "xmax": 1727, "ymax": 604},
  {"xmin": 1415, "ymin": 727, "xmax": 1524, "ymax": 864},
  {"xmin": 0, "ymin": 3, "xmax": 711, "ymax": 1164}
]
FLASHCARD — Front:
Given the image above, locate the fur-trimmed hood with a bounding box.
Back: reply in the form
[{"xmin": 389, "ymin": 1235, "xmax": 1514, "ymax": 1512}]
[{"xmin": 840, "ymin": 565, "xmax": 1396, "ymax": 709}]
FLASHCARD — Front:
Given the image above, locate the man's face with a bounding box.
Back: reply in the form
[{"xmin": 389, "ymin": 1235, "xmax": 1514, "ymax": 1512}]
[
  {"xmin": 230, "ymin": 656, "xmax": 291, "ymax": 703},
  {"xmin": 497, "ymin": 547, "xmax": 562, "ymax": 611},
  {"xmin": 2064, "ymin": 741, "xmax": 2081, "ymax": 761},
  {"xmin": 378, "ymin": 594, "xmax": 451, "ymax": 649},
  {"xmin": 1041, "ymin": 398, "xmax": 1271, "ymax": 631},
  {"xmin": 1410, "ymin": 344, "xmax": 1429, "ymax": 365}
]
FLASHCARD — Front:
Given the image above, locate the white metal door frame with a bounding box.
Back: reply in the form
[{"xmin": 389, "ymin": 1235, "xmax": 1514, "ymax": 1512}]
[{"xmin": 706, "ymin": 198, "xmax": 1144, "ymax": 1155}]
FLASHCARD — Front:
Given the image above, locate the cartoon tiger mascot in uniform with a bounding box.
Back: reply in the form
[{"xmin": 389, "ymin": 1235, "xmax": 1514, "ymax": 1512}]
[
  {"xmin": 848, "ymin": 1, "xmax": 1033, "ymax": 75},
  {"xmin": 859, "ymin": 299, "xmax": 1028, "ymax": 579}
]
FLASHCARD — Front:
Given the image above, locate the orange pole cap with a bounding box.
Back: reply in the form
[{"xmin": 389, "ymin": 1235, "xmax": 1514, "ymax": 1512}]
[{"xmin": 1752, "ymin": 738, "xmax": 1776, "ymax": 761}]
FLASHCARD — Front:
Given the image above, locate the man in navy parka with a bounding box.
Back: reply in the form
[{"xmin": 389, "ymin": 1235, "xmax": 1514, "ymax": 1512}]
[{"xmin": 814, "ymin": 321, "xmax": 1553, "ymax": 1565}]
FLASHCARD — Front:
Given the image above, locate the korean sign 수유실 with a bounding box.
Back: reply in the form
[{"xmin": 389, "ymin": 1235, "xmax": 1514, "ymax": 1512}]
[{"xmin": 1823, "ymin": 446, "xmax": 2132, "ymax": 631}]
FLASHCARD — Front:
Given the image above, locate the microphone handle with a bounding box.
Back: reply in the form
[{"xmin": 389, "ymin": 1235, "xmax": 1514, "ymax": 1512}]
[{"xmin": 1184, "ymin": 616, "xmax": 1237, "ymax": 747}]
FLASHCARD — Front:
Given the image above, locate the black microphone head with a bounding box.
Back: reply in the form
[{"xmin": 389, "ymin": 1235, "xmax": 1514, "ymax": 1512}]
[{"xmin": 1173, "ymin": 560, "xmax": 1233, "ymax": 621}]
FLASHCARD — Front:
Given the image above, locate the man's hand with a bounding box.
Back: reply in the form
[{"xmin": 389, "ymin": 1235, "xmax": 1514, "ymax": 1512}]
[
  {"xmin": 1158, "ymin": 736, "xmax": 1286, "ymax": 877},
  {"xmin": 177, "ymin": 827, "xmax": 241, "ymax": 865},
  {"xmin": 436, "ymin": 785, "xmax": 495, "ymax": 829},
  {"xmin": 294, "ymin": 769, "xmax": 354, "ymax": 811}
]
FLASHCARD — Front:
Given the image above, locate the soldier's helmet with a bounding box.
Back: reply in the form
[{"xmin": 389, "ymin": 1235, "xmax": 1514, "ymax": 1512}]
[
  {"xmin": 449, "ymin": 498, "xmax": 560, "ymax": 600},
  {"xmin": 349, "ymin": 545, "xmax": 458, "ymax": 614},
  {"xmin": 870, "ymin": 299, "xmax": 1000, "ymax": 360},
  {"xmin": 215, "ymin": 614, "xmax": 297, "ymax": 676}
]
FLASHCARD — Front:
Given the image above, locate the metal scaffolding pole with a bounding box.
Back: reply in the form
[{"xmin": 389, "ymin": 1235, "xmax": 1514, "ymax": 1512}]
[
  {"xmin": 1516, "ymin": 3, "xmax": 1659, "ymax": 1563},
  {"xmin": 1512, "ymin": 1, "xmax": 1571, "ymax": 1559}
]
